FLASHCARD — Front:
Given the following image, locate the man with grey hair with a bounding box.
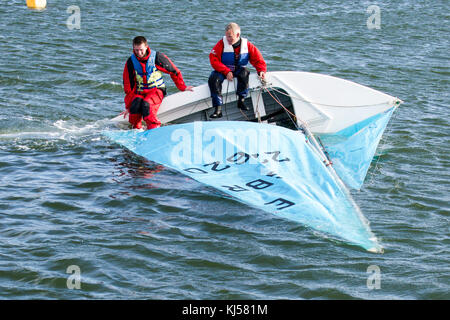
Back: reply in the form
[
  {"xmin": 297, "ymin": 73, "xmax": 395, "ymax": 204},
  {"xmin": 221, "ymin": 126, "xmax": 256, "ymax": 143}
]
[{"xmin": 208, "ymin": 22, "xmax": 267, "ymax": 118}]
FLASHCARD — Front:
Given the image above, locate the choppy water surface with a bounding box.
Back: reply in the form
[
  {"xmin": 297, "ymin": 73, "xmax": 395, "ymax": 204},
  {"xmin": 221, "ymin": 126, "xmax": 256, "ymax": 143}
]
[{"xmin": 0, "ymin": 1, "xmax": 448, "ymax": 299}]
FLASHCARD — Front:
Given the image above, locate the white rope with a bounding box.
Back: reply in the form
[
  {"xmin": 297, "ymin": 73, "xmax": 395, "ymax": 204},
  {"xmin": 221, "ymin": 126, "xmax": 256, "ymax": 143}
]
[{"xmin": 255, "ymin": 83, "xmax": 263, "ymax": 123}]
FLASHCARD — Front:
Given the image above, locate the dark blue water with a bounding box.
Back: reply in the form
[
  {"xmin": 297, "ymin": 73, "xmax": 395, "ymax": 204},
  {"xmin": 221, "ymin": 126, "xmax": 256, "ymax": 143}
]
[{"xmin": 0, "ymin": 0, "xmax": 448, "ymax": 299}]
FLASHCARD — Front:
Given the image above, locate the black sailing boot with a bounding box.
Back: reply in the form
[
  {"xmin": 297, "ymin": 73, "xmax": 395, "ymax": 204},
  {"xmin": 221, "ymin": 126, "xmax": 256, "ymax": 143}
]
[
  {"xmin": 209, "ymin": 105, "xmax": 222, "ymax": 118},
  {"xmin": 237, "ymin": 96, "xmax": 249, "ymax": 111}
]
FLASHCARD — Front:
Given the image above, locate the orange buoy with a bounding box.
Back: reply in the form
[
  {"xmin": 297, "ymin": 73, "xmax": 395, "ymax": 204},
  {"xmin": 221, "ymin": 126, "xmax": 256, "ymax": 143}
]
[{"xmin": 26, "ymin": 0, "xmax": 47, "ymax": 10}]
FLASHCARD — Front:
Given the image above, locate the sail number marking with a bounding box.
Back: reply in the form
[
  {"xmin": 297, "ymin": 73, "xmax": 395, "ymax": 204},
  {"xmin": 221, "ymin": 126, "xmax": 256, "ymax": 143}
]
[{"xmin": 183, "ymin": 151, "xmax": 294, "ymax": 210}]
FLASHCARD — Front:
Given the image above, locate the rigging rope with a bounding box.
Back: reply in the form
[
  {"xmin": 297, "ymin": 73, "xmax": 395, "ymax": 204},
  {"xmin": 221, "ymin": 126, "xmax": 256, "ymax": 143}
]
[
  {"xmin": 223, "ymin": 79, "xmax": 230, "ymax": 120},
  {"xmin": 254, "ymin": 82, "xmax": 263, "ymax": 123}
]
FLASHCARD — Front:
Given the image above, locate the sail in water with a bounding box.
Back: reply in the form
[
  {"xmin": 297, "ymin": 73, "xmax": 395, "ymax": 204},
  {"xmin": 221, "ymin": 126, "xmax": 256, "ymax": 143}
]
[
  {"xmin": 104, "ymin": 121, "xmax": 382, "ymax": 252},
  {"xmin": 317, "ymin": 106, "xmax": 398, "ymax": 190}
]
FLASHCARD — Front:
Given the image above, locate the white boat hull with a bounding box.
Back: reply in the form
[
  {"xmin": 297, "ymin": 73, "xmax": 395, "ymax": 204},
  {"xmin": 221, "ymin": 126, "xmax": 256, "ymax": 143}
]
[{"xmin": 111, "ymin": 71, "xmax": 402, "ymax": 134}]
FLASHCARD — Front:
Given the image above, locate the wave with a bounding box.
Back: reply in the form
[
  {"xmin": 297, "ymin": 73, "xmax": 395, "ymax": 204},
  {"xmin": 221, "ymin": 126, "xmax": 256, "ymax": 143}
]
[{"xmin": 0, "ymin": 118, "xmax": 118, "ymax": 142}]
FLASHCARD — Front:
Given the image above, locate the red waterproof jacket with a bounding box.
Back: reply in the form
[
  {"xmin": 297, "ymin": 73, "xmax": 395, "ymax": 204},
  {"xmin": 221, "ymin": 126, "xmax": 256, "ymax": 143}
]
[
  {"xmin": 123, "ymin": 46, "xmax": 188, "ymax": 109},
  {"xmin": 209, "ymin": 38, "xmax": 267, "ymax": 76}
]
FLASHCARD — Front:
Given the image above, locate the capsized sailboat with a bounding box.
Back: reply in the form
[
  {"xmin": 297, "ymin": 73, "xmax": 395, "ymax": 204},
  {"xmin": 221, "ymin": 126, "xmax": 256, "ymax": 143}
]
[{"xmin": 106, "ymin": 71, "xmax": 402, "ymax": 252}]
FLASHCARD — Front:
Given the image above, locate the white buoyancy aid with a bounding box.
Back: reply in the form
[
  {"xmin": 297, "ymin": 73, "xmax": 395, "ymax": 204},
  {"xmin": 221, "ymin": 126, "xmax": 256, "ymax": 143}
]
[{"xmin": 221, "ymin": 37, "xmax": 249, "ymax": 72}]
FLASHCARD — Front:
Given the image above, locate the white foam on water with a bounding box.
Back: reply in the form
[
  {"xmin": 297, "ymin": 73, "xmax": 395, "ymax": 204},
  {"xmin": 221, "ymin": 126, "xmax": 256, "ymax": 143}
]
[{"xmin": 0, "ymin": 118, "xmax": 117, "ymax": 142}]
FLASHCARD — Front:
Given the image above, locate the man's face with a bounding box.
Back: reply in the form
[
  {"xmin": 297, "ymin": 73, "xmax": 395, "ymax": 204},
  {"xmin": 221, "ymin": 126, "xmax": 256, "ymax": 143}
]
[
  {"xmin": 225, "ymin": 29, "xmax": 240, "ymax": 45},
  {"xmin": 133, "ymin": 43, "xmax": 147, "ymax": 58}
]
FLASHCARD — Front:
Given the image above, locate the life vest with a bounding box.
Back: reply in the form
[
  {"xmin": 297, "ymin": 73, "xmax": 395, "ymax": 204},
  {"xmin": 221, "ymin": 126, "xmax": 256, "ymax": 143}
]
[
  {"xmin": 130, "ymin": 49, "xmax": 165, "ymax": 93},
  {"xmin": 221, "ymin": 36, "xmax": 249, "ymax": 72}
]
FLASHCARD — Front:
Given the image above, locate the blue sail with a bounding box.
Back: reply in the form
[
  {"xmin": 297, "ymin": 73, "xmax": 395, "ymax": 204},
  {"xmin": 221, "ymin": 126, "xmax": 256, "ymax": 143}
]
[
  {"xmin": 104, "ymin": 121, "xmax": 382, "ymax": 252},
  {"xmin": 318, "ymin": 107, "xmax": 396, "ymax": 190}
]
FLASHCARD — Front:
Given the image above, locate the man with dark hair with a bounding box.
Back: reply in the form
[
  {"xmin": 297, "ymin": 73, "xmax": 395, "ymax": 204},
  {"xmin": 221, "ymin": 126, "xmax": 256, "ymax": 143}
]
[
  {"xmin": 123, "ymin": 36, "xmax": 193, "ymax": 129},
  {"xmin": 208, "ymin": 22, "xmax": 267, "ymax": 118}
]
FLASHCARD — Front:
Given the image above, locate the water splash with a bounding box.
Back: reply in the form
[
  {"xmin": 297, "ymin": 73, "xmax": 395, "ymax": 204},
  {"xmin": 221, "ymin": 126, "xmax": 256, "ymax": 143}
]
[{"xmin": 0, "ymin": 118, "xmax": 117, "ymax": 142}]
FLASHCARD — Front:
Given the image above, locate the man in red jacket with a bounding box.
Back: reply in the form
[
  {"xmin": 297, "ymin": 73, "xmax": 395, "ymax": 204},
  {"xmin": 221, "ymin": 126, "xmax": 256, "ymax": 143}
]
[
  {"xmin": 123, "ymin": 36, "xmax": 193, "ymax": 129},
  {"xmin": 208, "ymin": 22, "xmax": 267, "ymax": 118}
]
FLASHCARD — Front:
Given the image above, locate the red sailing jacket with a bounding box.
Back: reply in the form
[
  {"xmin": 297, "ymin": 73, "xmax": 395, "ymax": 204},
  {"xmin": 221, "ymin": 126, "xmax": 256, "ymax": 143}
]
[
  {"xmin": 209, "ymin": 38, "xmax": 267, "ymax": 76},
  {"xmin": 123, "ymin": 46, "xmax": 188, "ymax": 109}
]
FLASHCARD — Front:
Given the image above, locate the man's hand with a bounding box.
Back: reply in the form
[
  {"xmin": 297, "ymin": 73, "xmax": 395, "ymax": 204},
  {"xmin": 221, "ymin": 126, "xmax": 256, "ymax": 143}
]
[
  {"xmin": 226, "ymin": 72, "xmax": 234, "ymax": 81},
  {"xmin": 259, "ymin": 71, "xmax": 266, "ymax": 81},
  {"xmin": 120, "ymin": 109, "xmax": 129, "ymax": 119},
  {"xmin": 184, "ymin": 86, "xmax": 194, "ymax": 92}
]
